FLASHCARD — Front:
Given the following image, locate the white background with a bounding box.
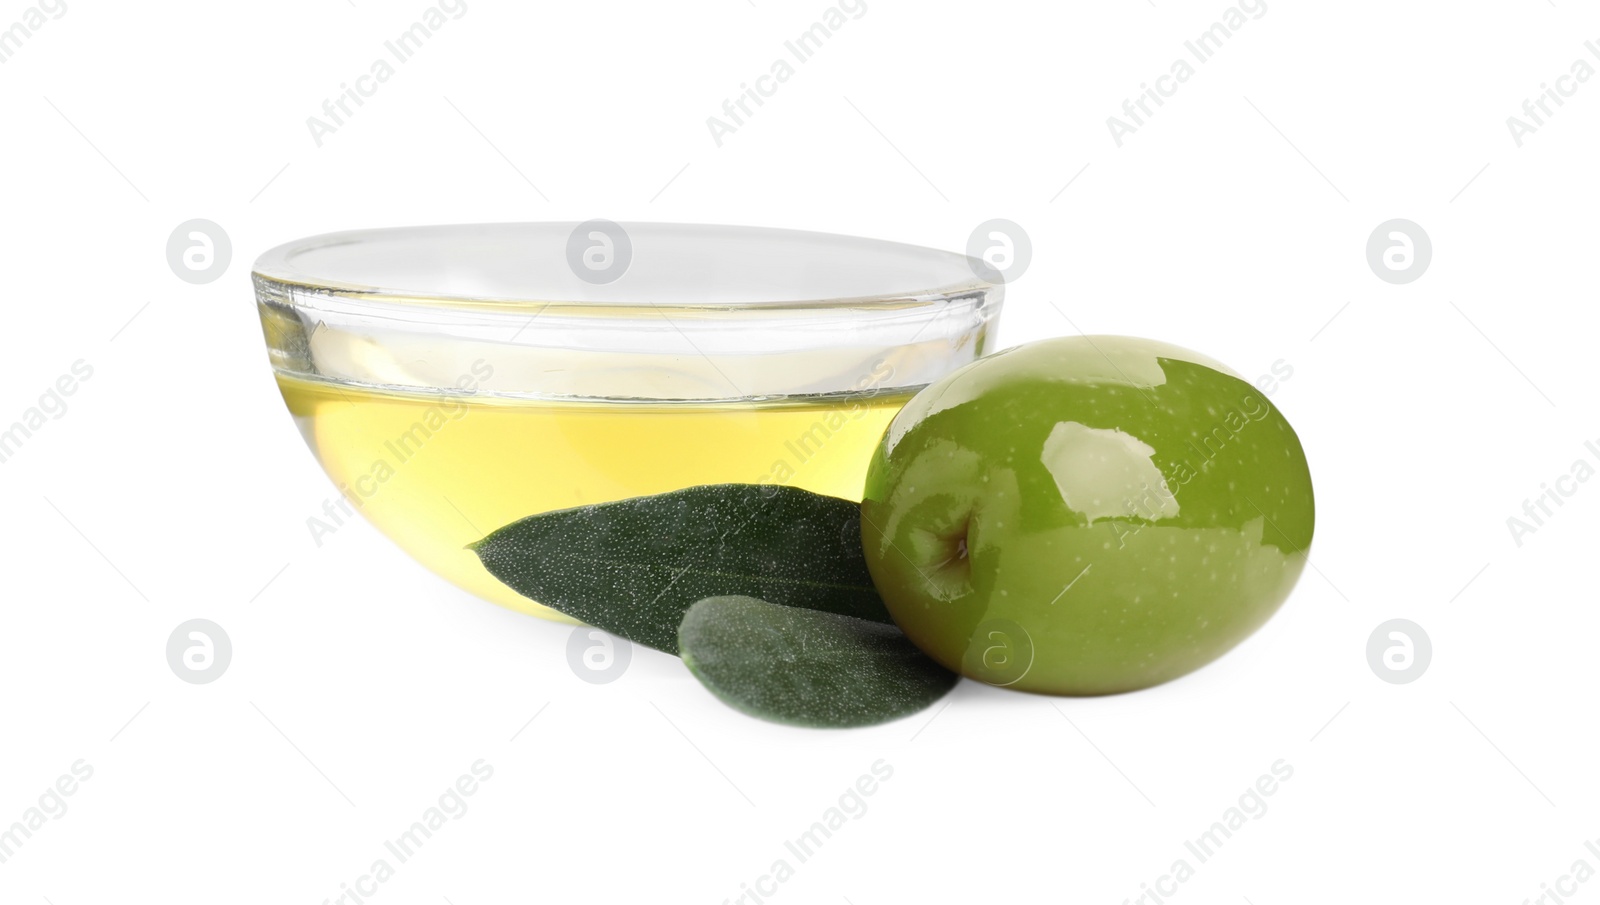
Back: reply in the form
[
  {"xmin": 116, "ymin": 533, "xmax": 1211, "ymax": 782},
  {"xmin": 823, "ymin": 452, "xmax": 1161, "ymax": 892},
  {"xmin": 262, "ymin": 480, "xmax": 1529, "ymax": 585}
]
[{"xmin": 3, "ymin": 1, "xmax": 1598, "ymax": 903}]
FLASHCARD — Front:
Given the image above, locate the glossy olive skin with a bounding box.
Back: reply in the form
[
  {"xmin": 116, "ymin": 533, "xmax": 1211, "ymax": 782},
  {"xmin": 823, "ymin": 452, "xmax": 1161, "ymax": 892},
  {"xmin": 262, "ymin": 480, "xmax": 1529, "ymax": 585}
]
[{"xmin": 860, "ymin": 336, "xmax": 1314, "ymax": 695}]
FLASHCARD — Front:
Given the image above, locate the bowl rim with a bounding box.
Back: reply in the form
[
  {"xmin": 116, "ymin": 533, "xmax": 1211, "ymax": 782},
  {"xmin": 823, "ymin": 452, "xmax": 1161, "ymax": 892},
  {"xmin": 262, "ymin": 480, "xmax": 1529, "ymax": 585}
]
[{"xmin": 251, "ymin": 221, "xmax": 1000, "ymax": 315}]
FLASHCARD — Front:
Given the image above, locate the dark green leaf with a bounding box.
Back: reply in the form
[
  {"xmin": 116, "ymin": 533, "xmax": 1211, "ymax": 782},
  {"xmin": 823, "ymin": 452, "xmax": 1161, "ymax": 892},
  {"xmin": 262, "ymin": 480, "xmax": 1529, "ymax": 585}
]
[
  {"xmin": 470, "ymin": 484, "xmax": 891, "ymax": 654},
  {"xmin": 678, "ymin": 596, "xmax": 957, "ymax": 728}
]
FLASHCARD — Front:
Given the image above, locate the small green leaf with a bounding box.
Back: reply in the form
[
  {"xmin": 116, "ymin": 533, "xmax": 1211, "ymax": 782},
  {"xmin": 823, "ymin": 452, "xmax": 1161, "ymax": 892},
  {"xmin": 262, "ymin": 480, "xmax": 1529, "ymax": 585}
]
[
  {"xmin": 470, "ymin": 484, "xmax": 891, "ymax": 654},
  {"xmin": 678, "ymin": 596, "xmax": 958, "ymax": 728}
]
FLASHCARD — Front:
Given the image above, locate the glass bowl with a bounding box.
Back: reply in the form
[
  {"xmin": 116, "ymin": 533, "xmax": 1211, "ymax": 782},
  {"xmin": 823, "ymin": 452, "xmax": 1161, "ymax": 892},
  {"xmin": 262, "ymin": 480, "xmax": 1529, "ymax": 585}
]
[{"xmin": 253, "ymin": 222, "xmax": 1004, "ymax": 619}]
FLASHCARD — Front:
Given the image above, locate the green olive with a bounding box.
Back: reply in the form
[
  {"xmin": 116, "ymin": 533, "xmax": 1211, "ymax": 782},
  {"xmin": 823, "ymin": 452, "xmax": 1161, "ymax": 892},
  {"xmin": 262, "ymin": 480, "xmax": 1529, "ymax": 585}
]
[{"xmin": 860, "ymin": 336, "xmax": 1314, "ymax": 695}]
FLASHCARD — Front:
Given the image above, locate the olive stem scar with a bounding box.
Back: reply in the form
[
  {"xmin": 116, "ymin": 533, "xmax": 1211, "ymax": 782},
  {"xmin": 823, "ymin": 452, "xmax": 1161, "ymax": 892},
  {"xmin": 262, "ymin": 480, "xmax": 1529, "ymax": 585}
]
[{"xmin": 858, "ymin": 509, "xmax": 941, "ymax": 588}]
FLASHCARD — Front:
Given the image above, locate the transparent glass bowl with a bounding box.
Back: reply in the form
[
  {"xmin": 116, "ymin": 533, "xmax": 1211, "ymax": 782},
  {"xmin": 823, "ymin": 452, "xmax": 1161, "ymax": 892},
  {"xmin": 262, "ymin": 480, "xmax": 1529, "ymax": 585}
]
[{"xmin": 254, "ymin": 222, "xmax": 1004, "ymax": 618}]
